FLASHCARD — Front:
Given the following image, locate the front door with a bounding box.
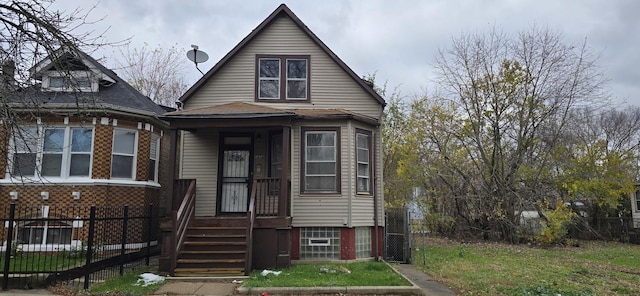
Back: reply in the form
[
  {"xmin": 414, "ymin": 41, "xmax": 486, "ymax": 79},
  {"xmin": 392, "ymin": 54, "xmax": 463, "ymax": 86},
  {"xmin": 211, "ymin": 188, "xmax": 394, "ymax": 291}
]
[{"xmin": 218, "ymin": 135, "xmax": 253, "ymax": 214}]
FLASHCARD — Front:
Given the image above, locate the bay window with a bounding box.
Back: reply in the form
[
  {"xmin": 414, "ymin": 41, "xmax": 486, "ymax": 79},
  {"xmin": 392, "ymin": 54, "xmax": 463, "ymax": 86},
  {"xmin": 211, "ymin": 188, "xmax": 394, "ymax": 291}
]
[{"xmin": 11, "ymin": 126, "xmax": 93, "ymax": 178}]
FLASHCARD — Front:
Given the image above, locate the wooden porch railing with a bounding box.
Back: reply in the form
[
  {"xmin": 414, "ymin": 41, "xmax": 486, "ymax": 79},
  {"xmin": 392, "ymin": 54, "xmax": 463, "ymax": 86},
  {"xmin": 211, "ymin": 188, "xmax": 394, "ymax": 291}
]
[
  {"xmin": 245, "ymin": 180, "xmax": 258, "ymax": 275},
  {"xmin": 165, "ymin": 179, "xmax": 196, "ymax": 276},
  {"xmin": 253, "ymin": 177, "xmax": 285, "ymax": 216}
]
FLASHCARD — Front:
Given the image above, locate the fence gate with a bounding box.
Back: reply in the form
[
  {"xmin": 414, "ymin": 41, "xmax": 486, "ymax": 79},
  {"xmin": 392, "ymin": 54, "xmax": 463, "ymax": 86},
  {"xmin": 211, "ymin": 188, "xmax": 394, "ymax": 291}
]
[{"xmin": 385, "ymin": 207, "xmax": 411, "ymax": 263}]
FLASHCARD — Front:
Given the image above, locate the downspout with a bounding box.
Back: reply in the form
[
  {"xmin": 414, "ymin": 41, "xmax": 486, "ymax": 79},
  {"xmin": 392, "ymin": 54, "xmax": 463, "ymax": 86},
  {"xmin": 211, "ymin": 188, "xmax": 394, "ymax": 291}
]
[
  {"xmin": 373, "ymin": 130, "xmax": 379, "ymax": 260},
  {"xmin": 347, "ymin": 121, "xmax": 353, "ymax": 228}
]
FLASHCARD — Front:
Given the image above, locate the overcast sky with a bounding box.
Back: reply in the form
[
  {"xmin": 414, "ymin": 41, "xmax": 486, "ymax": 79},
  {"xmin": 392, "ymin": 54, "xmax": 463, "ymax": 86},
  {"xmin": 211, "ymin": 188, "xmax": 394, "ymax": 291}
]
[{"xmin": 53, "ymin": 0, "xmax": 639, "ymax": 107}]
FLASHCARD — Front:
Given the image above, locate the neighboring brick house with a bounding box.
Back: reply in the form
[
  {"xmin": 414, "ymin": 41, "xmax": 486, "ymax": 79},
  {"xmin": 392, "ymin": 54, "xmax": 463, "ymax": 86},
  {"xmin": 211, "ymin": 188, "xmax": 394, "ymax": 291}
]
[
  {"xmin": 160, "ymin": 4, "xmax": 385, "ymax": 275},
  {"xmin": 0, "ymin": 48, "xmax": 169, "ymax": 251}
]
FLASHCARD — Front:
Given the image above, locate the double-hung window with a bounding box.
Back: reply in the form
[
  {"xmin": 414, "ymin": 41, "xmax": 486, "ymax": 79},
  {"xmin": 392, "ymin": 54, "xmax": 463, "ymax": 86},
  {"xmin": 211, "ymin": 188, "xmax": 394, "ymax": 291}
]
[
  {"xmin": 11, "ymin": 126, "xmax": 93, "ymax": 178},
  {"xmin": 111, "ymin": 129, "xmax": 137, "ymax": 179},
  {"xmin": 11, "ymin": 127, "xmax": 38, "ymax": 177},
  {"xmin": 302, "ymin": 127, "xmax": 340, "ymax": 193},
  {"xmin": 147, "ymin": 135, "xmax": 160, "ymax": 182},
  {"xmin": 356, "ymin": 130, "xmax": 372, "ymax": 195},
  {"xmin": 257, "ymin": 55, "xmax": 309, "ymax": 101}
]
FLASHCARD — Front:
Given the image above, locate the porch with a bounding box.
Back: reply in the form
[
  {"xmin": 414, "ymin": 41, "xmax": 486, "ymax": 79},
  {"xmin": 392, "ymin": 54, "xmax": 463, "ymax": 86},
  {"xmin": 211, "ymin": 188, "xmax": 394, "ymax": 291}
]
[{"xmin": 159, "ymin": 177, "xmax": 291, "ymax": 276}]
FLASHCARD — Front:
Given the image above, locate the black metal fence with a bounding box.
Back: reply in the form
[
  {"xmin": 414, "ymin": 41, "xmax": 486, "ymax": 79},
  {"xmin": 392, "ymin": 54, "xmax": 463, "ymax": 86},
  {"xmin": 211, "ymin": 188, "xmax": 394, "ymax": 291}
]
[
  {"xmin": 0, "ymin": 204, "xmax": 159, "ymax": 291},
  {"xmin": 385, "ymin": 207, "xmax": 412, "ymax": 263}
]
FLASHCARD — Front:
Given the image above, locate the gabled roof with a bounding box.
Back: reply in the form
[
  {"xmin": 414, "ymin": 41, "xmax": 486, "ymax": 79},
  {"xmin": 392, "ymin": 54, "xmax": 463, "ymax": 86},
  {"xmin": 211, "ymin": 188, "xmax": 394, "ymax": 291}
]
[
  {"xmin": 9, "ymin": 48, "xmax": 166, "ymax": 117},
  {"xmin": 179, "ymin": 4, "xmax": 385, "ymax": 106}
]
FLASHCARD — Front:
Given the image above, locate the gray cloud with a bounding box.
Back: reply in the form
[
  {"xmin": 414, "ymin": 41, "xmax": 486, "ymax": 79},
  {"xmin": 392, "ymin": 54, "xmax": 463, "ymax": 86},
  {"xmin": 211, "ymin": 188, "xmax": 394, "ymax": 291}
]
[{"xmin": 52, "ymin": 0, "xmax": 639, "ymax": 106}]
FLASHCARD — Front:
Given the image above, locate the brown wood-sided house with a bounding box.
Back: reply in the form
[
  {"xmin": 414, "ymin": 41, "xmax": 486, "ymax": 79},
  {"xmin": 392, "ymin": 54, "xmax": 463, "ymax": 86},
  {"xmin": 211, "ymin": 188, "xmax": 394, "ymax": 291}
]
[
  {"xmin": 159, "ymin": 4, "xmax": 386, "ymax": 275},
  {"xmin": 0, "ymin": 48, "xmax": 170, "ymax": 251}
]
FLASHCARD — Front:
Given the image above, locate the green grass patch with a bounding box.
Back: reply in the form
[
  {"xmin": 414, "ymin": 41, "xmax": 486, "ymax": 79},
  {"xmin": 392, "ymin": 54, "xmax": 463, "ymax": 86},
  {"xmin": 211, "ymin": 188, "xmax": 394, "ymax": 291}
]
[
  {"xmin": 245, "ymin": 261, "xmax": 410, "ymax": 287},
  {"xmin": 0, "ymin": 253, "xmax": 84, "ymax": 272},
  {"xmin": 414, "ymin": 238, "xmax": 640, "ymax": 295},
  {"xmin": 88, "ymin": 269, "xmax": 164, "ymax": 296}
]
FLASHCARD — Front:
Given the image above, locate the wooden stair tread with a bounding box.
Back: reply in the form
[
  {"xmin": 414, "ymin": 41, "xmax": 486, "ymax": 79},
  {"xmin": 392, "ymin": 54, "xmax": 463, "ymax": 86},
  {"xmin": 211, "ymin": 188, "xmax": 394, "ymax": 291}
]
[
  {"xmin": 188, "ymin": 226, "xmax": 246, "ymax": 230},
  {"xmin": 180, "ymin": 250, "xmax": 245, "ymax": 254},
  {"xmin": 186, "ymin": 234, "xmax": 245, "ymax": 238},
  {"xmin": 174, "ymin": 268, "xmax": 245, "ymax": 276},
  {"xmin": 183, "ymin": 241, "xmax": 246, "ymax": 246},
  {"xmin": 177, "ymin": 259, "xmax": 245, "ymax": 263}
]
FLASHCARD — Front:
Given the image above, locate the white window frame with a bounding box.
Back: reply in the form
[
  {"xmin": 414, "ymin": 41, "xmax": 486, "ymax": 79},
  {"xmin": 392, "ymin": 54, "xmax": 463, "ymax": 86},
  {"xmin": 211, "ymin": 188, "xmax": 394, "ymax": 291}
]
[
  {"xmin": 9, "ymin": 126, "xmax": 94, "ymax": 179},
  {"xmin": 148, "ymin": 134, "xmax": 160, "ymax": 182},
  {"xmin": 42, "ymin": 70, "xmax": 96, "ymax": 92},
  {"xmin": 10, "ymin": 127, "xmax": 39, "ymax": 177},
  {"xmin": 111, "ymin": 129, "xmax": 138, "ymax": 180}
]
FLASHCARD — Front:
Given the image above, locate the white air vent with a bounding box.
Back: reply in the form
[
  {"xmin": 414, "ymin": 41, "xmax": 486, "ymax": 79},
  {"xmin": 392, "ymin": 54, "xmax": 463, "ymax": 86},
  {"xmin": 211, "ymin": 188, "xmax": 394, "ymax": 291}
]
[{"xmin": 308, "ymin": 238, "xmax": 331, "ymax": 246}]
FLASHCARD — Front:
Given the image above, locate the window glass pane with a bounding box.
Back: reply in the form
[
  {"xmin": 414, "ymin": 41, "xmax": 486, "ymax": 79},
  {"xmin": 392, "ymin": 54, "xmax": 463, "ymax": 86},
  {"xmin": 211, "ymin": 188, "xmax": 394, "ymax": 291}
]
[
  {"xmin": 307, "ymin": 147, "xmax": 335, "ymax": 161},
  {"xmin": 75, "ymin": 77, "xmax": 91, "ymax": 87},
  {"xmin": 259, "ymin": 80, "xmax": 279, "ymax": 98},
  {"xmin": 14, "ymin": 128, "xmax": 38, "ymax": 152},
  {"xmin": 113, "ymin": 130, "xmax": 135, "ymax": 154},
  {"xmin": 357, "ymin": 163, "xmax": 369, "ymax": 177},
  {"xmin": 357, "ymin": 134, "xmax": 369, "ymax": 148},
  {"xmin": 32, "ymin": 228, "xmax": 44, "ymax": 244},
  {"xmin": 287, "ymin": 60, "xmax": 307, "ymax": 78},
  {"xmin": 270, "ymin": 133, "xmax": 283, "ymax": 178},
  {"xmin": 307, "ymin": 162, "xmax": 335, "ymax": 175},
  {"xmin": 112, "ymin": 155, "xmax": 133, "ymax": 178},
  {"xmin": 307, "ymin": 133, "xmax": 335, "ymax": 146},
  {"xmin": 70, "ymin": 154, "xmax": 90, "ymax": 176},
  {"xmin": 46, "ymin": 227, "xmax": 72, "ymax": 244},
  {"xmin": 49, "ymin": 77, "xmax": 64, "ymax": 88},
  {"xmin": 287, "ymin": 80, "xmax": 306, "ymax": 99},
  {"xmin": 13, "ymin": 153, "xmax": 36, "ymax": 176},
  {"xmin": 42, "ymin": 154, "xmax": 62, "ymax": 176},
  {"xmin": 71, "ymin": 128, "xmax": 92, "ymax": 152},
  {"xmin": 147, "ymin": 159, "xmax": 156, "ymax": 181},
  {"xmin": 306, "ymin": 176, "xmax": 336, "ymax": 191},
  {"xmin": 357, "ymin": 178, "xmax": 369, "ymax": 192},
  {"xmin": 259, "ymin": 59, "xmax": 280, "ymax": 78},
  {"xmin": 44, "ymin": 128, "xmax": 64, "ymax": 152},
  {"xmin": 357, "ymin": 148, "xmax": 369, "ymax": 163}
]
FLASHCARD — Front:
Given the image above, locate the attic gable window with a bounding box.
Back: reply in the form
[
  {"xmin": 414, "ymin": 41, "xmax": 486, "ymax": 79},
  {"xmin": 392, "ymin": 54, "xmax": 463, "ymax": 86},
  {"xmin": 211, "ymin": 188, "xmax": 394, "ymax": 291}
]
[
  {"xmin": 43, "ymin": 71, "xmax": 95, "ymax": 92},
  {"xmin": 256, "ymin": 55, "xmax": 309, "ymax": 101}
]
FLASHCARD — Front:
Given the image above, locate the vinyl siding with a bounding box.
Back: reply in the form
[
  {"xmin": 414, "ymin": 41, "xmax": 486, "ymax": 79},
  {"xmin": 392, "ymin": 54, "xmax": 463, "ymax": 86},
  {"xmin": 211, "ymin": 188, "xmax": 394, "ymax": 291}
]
[
  {"xmin": 184, "ymin": 15, "xmax": 383, "ymax": 119},
  {"xmin": 179, "ymin": 130, "xmax": 219, "ymax": 216}
]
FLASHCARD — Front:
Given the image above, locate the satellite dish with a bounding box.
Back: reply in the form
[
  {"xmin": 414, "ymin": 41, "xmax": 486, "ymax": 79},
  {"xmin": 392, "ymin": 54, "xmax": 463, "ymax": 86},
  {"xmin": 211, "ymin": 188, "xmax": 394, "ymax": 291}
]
[{"xmin": 187, "ymin": 45, "xmax": 208, "ymax": 75}]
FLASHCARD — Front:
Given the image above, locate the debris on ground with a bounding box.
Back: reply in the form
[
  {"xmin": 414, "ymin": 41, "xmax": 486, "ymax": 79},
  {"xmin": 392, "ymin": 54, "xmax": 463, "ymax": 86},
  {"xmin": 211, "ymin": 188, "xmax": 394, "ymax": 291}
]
[
  {"xmin": 135, "ymin": 273, "xmax": 165, "ymax": 286},
  {"xmin": 260, "ymin": 269, "xmax": 282, "ymax": 276}
]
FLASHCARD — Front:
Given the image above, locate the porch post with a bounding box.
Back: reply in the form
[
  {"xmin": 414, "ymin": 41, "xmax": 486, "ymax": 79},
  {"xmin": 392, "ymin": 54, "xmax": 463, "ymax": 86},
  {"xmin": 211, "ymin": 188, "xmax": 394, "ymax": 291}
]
[
  {"xmin": 167, "ymin": 128, "xmax": 178, "ymax": 212},
  {"xmin": 279, "ymin": 126, "xmax": 290, "ymax": 217}
]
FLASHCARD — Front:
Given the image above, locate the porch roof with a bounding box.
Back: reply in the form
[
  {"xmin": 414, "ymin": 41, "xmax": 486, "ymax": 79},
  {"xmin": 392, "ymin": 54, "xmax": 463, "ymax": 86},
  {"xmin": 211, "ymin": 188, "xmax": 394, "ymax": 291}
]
[{"xmin": 161, "ymin": 102, "xmax": 380, "ymax": 127}]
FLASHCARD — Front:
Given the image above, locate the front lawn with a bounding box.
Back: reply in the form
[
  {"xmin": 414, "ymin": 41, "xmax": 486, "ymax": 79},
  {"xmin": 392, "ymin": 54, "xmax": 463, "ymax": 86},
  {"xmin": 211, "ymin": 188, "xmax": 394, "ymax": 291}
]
[
  {"xmin": 414, "ymin": 237, "xmax": 640, "ymax": 295},
  {"xmin": 244, "ymin": 261, "xmax": 410, "ymax": 287}
]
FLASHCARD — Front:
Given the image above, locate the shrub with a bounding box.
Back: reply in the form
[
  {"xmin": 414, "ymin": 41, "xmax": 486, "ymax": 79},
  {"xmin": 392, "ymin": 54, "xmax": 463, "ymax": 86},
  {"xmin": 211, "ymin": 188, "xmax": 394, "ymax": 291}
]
[{"xmin": 536, "ymin": 200, "xmax": 576, "ymax": 246}]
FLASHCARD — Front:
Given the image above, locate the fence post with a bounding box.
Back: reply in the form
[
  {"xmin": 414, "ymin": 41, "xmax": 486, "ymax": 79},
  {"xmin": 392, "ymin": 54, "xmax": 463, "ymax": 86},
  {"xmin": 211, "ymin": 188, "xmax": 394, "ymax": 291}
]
[
  {"xmin": 120, "ymin": 206, "xmax": 129, "ymax": 276},
  {"xmin": 146, "ymin": 205, "xmax": 152, "ymax": 266},
  {"xmin": 2, "ymin": 203, "xmax": 16, "ymax": 291},
  {"xmin": 84, "ymin": 206, "xmax": 96, "ymax": 290}
]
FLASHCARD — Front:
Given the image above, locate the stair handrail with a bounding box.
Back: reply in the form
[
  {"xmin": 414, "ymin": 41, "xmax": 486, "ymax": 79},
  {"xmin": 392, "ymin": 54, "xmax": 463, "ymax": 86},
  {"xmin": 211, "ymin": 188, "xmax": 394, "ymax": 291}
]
[
  {"xmin": 245, "ymin": 179, "xmax": 258, "ymax": 275},
  {"xmin": 171, "ymin": 179, "xmax": 196, "ymax": 274}
]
